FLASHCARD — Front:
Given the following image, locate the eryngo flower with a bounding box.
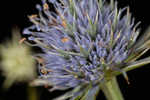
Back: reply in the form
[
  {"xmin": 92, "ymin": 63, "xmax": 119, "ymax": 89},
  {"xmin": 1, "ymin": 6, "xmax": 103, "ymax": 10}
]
[{"xmin": 23, "ymin": 0, "xmax": 150, "ymax": 99}]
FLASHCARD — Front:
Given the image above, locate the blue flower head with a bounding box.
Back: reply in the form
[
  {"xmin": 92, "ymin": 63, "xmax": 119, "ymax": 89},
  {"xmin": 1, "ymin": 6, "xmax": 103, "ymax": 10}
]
[{"xmin": 23, "ymin": 0, "xmax": 148, "ymax": 99}]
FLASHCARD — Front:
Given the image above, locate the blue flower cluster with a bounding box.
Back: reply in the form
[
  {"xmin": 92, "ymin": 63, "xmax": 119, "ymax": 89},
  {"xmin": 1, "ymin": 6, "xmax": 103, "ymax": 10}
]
[{"xmin": 24, "ymin": 0, "xmax": 140, "ymax": 91}]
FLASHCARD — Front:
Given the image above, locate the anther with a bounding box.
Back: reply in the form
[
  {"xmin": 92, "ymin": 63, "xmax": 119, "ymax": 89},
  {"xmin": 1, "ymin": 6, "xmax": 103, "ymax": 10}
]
[
  {"xmin": 28, "ymin": 14, "xmax": 38, "ymax": 19},
  {"xmin": 56, "ymin": 9, "xmax": 67, "ymax": 28},
  {"xmin": 19, "ymin": 38, "xmax": 26, "ymax": 44},
  {"xmin": 61, "ymin": 37, "xmax": 69, "ymax": 43},
  {"xmin": 62, "ymin": 19, "xmax": 67, "ymax": 28},
  {"xmin": 40, "ymin": 69, "xmax": 48, "ymax": 75},
  {"xmin": 43, "ymin": 3, "xmax": 49, "ymax": 10}
]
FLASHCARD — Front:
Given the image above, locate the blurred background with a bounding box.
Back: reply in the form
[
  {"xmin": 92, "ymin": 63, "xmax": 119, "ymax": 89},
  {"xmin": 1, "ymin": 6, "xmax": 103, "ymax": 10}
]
[{"xmin": 0, "ymin": 0, "xmax": 150, "ymax": 100}]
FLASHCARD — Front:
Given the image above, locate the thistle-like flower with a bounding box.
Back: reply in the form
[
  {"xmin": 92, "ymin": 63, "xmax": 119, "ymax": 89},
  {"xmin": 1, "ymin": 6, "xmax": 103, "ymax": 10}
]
[{"xmin": 23, "ymin": 0, "xmax": 150, "ymax": 99}]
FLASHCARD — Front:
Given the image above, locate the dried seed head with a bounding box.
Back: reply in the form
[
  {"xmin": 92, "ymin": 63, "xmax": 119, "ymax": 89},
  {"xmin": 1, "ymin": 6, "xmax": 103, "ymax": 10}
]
[{"xmin": 0, "ymin": 29, "xmax": 36, "ymax": 88}]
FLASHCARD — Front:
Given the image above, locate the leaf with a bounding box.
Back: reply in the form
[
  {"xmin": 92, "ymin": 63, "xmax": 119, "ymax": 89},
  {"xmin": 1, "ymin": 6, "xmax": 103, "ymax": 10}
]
[
  {"xmin": 125, "ymin": 48, "xmax": 149, "ymax": 62},
  {"xmin": 80, "ymin": 85, "xmax": 101, "ymax": 100},
  {"xmin": 68, "ymin": 0, "xmax": 76, "ymax": 15},
  {"xmin": 50, "ymin": 44, "xmax": 83, "ymax": 57},
  {"xmin": 79, "ymin": 45, "xmax": 89, "ymax": 57},
  {"xmin": 114, "ymin": 57, "xmax": 150, "ymax": 76},
  {"xmin": 136, "ymin": 40, "xmax": 150, "ymax": 51},
  {"xmin": 86, "ymin": 13, "xmax": 97, "ymax": 38},
  {"xmin": 53, "ymin": 86, "xmax": 81, "ymax": 100},
  {"xmin": 53, "ymin": 91, "xmax": 73, "ymax": 100},
  {"xmin": 134, "ymin": 26, "xmax": 150, "ymax": 49},
  {"xmin": 54, "ymin": 84, "xmax": 88, "ymax": 100},
  {"xmin": 70, "ymin": 86, "xmax": 89, "ymax": 100},
  {"xmin": 98, "ymin": 0, "xmax": 103, "ymax": 10},
  {"xmin": 110, "ymin": 0, "xmax": 115, "ymax": 9}
]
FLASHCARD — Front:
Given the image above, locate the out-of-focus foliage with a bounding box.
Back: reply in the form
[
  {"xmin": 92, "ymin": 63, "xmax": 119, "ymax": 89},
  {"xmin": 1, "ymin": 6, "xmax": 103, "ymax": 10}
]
[{"xmin": 0, "ymin": 28, "xmax": 36, "ymax": 88}]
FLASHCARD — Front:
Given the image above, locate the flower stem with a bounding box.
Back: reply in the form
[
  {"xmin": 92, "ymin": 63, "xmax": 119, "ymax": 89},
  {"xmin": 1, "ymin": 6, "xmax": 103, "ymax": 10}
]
[
  {"xmin": 101, "ymin": 77, "xmax": 124, "ymax": 100},
  {"xmin": 27, "ymin": 86, "xmax": 38, "ymax": 100}
]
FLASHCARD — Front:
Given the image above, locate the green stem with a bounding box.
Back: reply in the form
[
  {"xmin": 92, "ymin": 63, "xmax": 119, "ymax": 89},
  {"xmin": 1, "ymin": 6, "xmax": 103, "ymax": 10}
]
[
  {"xmin": 27, "ymin": 86, "xmax": 38, "ymax": 100},
  {"xmin": 101, "ymin": 77, "xmax": 124, "ymax": 100}
]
